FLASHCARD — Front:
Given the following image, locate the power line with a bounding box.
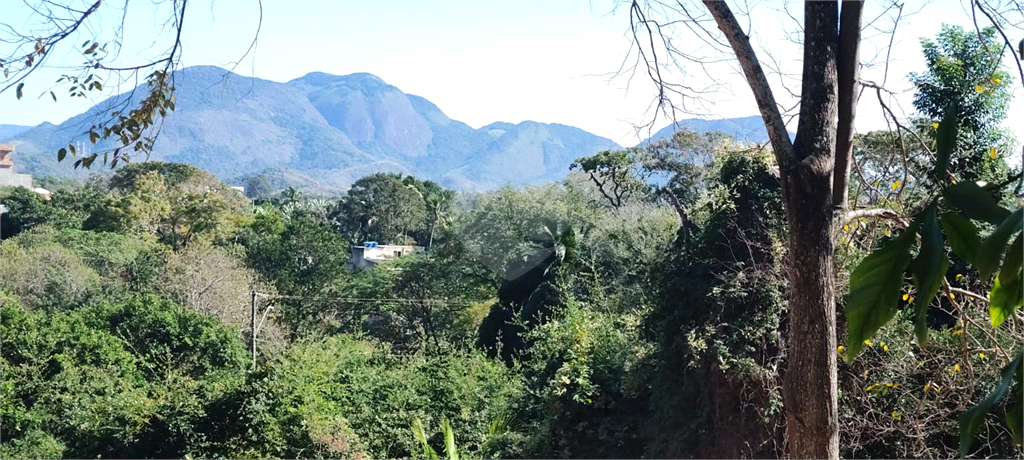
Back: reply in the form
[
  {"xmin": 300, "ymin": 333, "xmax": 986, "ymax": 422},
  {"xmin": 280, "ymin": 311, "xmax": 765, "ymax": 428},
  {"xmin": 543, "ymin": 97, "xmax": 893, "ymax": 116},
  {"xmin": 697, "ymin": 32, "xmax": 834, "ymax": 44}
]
[
  {"xmin": 248, "ymin": 290, "xmax": 475, "ymax": 367},
  {"xmin": 253, "ymin": 291, "xmax": 472, "ymax": 306}
]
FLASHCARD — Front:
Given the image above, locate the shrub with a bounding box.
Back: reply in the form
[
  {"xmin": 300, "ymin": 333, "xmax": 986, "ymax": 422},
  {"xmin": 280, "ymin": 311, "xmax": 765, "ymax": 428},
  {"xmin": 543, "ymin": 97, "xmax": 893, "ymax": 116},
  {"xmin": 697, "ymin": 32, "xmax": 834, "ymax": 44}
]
[
  {"xmin": 267, "ymin": 335, "xmax": 525, "ymax": 459},
  {"xmin": 1, "ymin": 293, "xmax": 250, "ymax": 459},
  {"xmin": 0, "ymin": 230, "xmax": 102, "ymax": 310},
  {"xmin": 516, "ymin": 295, "xmax": 652, "ymax": 458},
  {"xmin": 641, "ymin": 150, "xmax": 788, "ymax": 458},
  {"xmin": 157, "ymin": 241, "xmax": 264, "ymax": 329}
]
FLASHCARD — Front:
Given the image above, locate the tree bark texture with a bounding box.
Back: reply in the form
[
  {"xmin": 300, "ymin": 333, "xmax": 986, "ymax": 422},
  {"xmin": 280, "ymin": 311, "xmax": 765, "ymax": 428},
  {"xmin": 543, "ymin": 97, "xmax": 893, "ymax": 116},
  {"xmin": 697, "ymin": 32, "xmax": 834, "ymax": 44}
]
[
  {"xmin": 784, "ymin": 2, "xmax": 840, "ymax": 459},
  {"xmin": 704, "ymin": 1, "xmax": 861, "ymax": 458}
]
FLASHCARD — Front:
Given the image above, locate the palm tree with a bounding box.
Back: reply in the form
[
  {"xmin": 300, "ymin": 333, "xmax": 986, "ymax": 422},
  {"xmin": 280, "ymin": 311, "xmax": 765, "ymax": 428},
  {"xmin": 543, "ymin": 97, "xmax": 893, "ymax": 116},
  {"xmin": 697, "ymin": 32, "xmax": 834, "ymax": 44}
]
[
  {"xmin": 424, "ymin": 189, "xmax": 455, "ymax": 249},
  {"xmin": 279, "ymin": 186, "xmax": 303, "ymax": 206}
]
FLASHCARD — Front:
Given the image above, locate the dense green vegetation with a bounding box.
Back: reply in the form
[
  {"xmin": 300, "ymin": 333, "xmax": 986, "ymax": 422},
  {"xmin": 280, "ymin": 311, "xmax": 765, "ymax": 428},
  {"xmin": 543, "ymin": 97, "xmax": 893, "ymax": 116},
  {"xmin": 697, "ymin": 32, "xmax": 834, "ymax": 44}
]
[
  {"xmin": 3, "ymin": 142, "xmax": 1019, "ymax": 459},
  {"xmin": 1, "ymin": 26, "xmax": 1021, "ymax": 460}
]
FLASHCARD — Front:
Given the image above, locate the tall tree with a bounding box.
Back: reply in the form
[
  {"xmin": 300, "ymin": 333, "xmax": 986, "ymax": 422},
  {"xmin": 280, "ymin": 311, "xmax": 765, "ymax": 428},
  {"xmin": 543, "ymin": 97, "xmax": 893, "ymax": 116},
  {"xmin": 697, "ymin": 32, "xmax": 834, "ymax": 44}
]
[
  {"xmin": 911, "ymin": 24, "xmax": 1014, "ymax": 183},
  {"xmin": 570, "ymin": 148, "xmax": 650, "ymax": 208},
  {"xmin": 629, "ymin": 2, "xmax": 857, "ymax": 457},
  {"xmin": 334, "ymin": 174, "xmax": 427, "ymax": 245},
  {"xmin": 84, "ymin": 162, "xmax": 248, "ymax": 250},
  {"xmin": 704, "ymin": 3, "xmax": 859, "ymax": 456},
  {"xmin": 401, "ymin": 176, "xmax": 456, "ymax": 249},
  {"xmin": 629, "ymin": 2, "xmax": 1021, "ymax": 457},
  {"xmin": 244, "ymin": 174, "xmax": 275, "ymax": 198}
]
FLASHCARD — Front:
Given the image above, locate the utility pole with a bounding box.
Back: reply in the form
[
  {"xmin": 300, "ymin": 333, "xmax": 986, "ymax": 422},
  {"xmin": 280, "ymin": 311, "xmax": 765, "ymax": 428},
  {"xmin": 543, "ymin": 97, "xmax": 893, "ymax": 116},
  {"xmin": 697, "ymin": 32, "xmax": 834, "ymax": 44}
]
[
  {"xmin": 0, "ymin": 203, "xmax": 6, "ymax": 239},
  {"xmin": 251, "ymin": 290, "xmax": 257, "ymax": 369}
]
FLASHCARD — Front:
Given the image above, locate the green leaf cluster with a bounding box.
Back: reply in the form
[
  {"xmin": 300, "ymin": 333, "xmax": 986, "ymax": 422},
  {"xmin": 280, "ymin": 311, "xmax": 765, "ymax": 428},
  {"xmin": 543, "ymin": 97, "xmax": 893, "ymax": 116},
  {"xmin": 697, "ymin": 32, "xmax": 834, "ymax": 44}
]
[{"xmin": 844, "ymin": 102, "xmax": 1022, "ymax": 455}]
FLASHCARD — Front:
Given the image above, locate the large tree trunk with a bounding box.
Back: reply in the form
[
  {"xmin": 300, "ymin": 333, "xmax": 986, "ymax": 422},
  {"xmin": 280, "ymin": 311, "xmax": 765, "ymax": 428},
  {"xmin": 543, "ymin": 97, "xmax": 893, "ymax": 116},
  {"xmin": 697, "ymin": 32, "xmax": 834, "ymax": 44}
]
[
  {"xmin": 704, "ymin": 1, "xmax": 861, "ymax": 458},
  {"xmin": 782, "ymin": 3, "xmax": 841, "ymax": 459}
]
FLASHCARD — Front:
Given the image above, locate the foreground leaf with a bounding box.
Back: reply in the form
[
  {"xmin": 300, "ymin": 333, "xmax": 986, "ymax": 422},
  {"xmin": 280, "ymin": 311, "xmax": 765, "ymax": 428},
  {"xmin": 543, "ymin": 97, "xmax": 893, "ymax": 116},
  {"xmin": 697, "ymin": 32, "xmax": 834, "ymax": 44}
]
[
  {"xmin": 990, "ymin": 234, "xmax": 1023, "ymax": 327},
  {"xmin": 943, "ymin": 181, "xmax": 1012, "ymax": 225},
  {"xmin": 1008, "ymin": 378, "xmax": 1023, "ymax": 447},
  {"xmin": 411, "ymin": 418, "xmax": 440, "ymax": 460},
  {"xmin": 990, "ymin": 274, "xmax": 1023, "ymax": 328},
  {"xmin": 940, "ymin": 212, "xmax": 982, "ymax": 266},
  {"xmin": 960, "ymin": 352, "xmax": 1023, "ymax": 457},
  {"xmin": 976, "ymin": 208, "xmax": 1023, "ymax": 281},
  {"xmin": 911, "ymin": 205, "xmax": 948, "ymax": 346},
  {"xmin": 845, "ymin": 219, "xmax": 920, "ymax": 361},
  {"xmin": 932, "ymin": 103, "xmax": 958, "ymax": 182},
  {"xmin": 441, "ymin": 418, "xmax": 459, "ymax": 460}
]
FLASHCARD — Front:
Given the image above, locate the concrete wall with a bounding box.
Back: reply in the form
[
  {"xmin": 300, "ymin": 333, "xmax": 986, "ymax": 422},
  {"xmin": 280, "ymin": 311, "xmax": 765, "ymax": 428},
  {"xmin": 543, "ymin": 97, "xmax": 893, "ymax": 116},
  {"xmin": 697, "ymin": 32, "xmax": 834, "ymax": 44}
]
[
  {"xmin": 0, "ymin": 145, "xmax": 32, "ymax": 188},
  {"xmin": 0, "ymin": 169, "xmax": 32, "ymax": 188}
]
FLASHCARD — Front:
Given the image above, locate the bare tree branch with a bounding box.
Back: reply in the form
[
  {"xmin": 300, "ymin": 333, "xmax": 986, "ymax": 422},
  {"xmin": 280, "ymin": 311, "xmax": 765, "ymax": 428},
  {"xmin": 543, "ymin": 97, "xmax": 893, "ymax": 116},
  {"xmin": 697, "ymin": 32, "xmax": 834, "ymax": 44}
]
[
  {"xmin": 843, "ymin": 207, "xmax": 901, "ymax": 224},
  {"xmin": 0, "ymin": 0, "xmax": 102, "ymax": 94},
  {"xmin": 702, "ymin": 1, "xmax": 794, "ymax": 186},
  {"xmin": 972, "ymin": 0, "xmax": 1024, "ymax": 89}
]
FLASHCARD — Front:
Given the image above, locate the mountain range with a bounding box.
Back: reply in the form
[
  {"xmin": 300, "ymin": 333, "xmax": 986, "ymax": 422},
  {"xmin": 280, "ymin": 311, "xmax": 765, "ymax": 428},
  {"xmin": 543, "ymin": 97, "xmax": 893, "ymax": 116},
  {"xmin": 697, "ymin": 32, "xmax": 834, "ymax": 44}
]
[
  {"xmin": 0, "ymin": 124, "xmax": 32, "ymax": 141},
  {"xmin": 1, "ymin": 66, "xmax": 772, "ymax": 193},
  {"xmin": 646, "ymin": 116, "xmax": 779, "ymax": 145}
]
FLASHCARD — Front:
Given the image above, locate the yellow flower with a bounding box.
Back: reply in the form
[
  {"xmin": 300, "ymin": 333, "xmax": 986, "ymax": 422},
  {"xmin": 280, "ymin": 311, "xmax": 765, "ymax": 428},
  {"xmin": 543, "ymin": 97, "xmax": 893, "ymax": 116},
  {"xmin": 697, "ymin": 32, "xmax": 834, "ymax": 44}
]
[
  {"xmin": 907, "ymin": 296, "xmax": 914, "ymax": 304},
  {"xmin": 994, "ymin": 77, "xmax": 1001, "ymax": 83},
  {"xmin": 884, "ymin": 230, "xmax": 891, "ymax": 237},
  {"xmin": 949, "ymin": 293, "xmax": 956, "ymax": 299},
  {"xmin": 864, "ymin": 339, "xmax": 874, "ymax": 347},
  {"xmin": 843, "ymin": 224, "xmax": 849, "ymax": 231},
  {"xmin": 924, "ymin": 382, "xmax": 932, "ymax": 393},
  {"xmin": 990, "ymin": 147, "xmax": 997, "ymax": 159},
  {"xmin": 837, "ymin": 345, "xmax": 846, "ymax": 354},
  {"xmin": 882, "ymin": 343, "xmax": 889, "ymax": 352},
  {"xmin": 979, "ymin": 352, "xmax": 986, "ymax": 359},
  {"xmin": 955, "ymin": 273, "xmax": 964, "ymax": 282},
  {"xmin": 932, "ymin": 122, "xmax": 940, "ymax": 129},
  {"xmin": 953, "ymin": 363, "xmax": 961, "ymax": 373},
  {"xmin": 902, "ymin": 293, "xmax": 909, "ymax": 301},
  {"xmin": 891, "ymin": 180, "xmax": 901, "ymax": 190},
  {"xmin": 873, "ymin": 180, "xmax": 879, "ymax": 187},
  {"xmin": 975, "ymin": 85, "xmax": 985, "ymax": 93},
  {"xmin": 919, "ymin": 360, "xmax": 925, "ymax": 366},
  {"xmin": 892, "ymin": 411, "xmax": 902, "ymax": 421}
]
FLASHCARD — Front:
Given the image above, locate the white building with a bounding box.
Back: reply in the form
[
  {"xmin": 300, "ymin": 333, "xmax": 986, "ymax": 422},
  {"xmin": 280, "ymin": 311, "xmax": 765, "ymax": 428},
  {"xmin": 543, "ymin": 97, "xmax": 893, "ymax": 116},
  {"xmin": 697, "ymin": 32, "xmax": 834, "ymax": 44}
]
[
  {"xmin": 0, "ymin": 145, "xmax": 32, "ymax": 188},
  {"xmin": 350, "ymin": 242, "xmax": 425, "ymax": 269}
]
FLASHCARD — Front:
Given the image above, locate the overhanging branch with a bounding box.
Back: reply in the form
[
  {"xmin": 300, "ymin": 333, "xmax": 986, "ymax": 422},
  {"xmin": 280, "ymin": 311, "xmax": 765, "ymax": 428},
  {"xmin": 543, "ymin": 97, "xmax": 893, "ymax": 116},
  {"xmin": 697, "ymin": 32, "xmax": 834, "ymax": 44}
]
[
  {"xmin": 843, "ymin": 207, "xmax": 902, "ymax": 224},
  {"xmin": 702, "ymin": 1, "xmax": 794, "ymax": 186}
]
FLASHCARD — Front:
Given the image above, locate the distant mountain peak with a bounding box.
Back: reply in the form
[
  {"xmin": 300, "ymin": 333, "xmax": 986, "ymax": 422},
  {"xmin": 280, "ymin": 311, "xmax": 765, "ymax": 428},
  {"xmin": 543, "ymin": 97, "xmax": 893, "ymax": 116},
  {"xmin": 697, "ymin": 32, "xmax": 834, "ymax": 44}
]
[
  {"xmin": 290, "ymin": 71, "xmax": 388, "ymax": 88},
  {"xmin": 642, "ymin": 115, "xmax": 793, "ymax": 146},
  {"xmin": 6, "ymin": 65, "xmax": 620, "ymax": 192},
  {"xmin": 174, "ymin": 65, "xmax": 244, "ymax": 81}
]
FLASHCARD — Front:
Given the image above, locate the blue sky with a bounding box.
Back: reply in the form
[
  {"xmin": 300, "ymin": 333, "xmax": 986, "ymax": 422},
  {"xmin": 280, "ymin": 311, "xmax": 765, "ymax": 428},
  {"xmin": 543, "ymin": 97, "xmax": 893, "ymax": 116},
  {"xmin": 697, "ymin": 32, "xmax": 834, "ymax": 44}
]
[{"xmin": 1, "ymin": 0, "xmax": 1021, "ymax": 147}]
